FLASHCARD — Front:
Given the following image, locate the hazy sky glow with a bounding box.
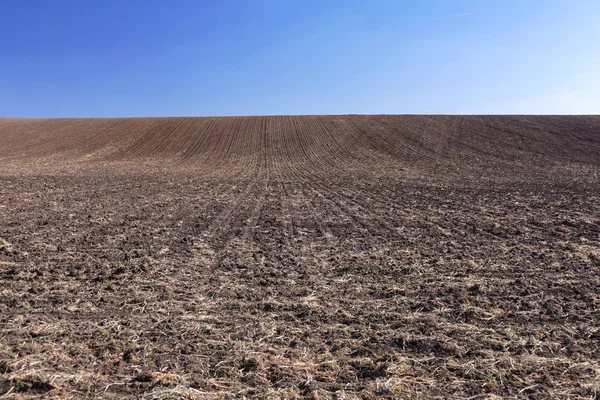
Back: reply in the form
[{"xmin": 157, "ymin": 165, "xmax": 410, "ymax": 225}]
[{"xmin": 1, "ymin": 0, "xmax": 599, "ymax": 117}]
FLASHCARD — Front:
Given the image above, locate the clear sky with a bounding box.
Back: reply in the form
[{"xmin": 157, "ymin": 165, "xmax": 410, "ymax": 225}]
[{"xmin": 1, "ymin": 1, "xmax": 599, "ymax": 117}]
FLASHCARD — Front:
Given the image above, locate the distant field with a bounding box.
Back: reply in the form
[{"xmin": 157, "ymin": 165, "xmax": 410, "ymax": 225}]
[{"xmin": 0, "ymin": 115, "xmax": 599, "ymax": 399}]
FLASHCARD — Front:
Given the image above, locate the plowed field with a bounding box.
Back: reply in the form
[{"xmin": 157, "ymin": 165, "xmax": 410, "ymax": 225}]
[{"xmin": 0, "ymin": 115, "xmax": 599, "ymax": 399}]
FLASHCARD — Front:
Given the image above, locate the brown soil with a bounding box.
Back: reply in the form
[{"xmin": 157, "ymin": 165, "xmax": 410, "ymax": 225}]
[{"xmin": 0, "ymin": 115, "xmax": 599, "ymax": 399}]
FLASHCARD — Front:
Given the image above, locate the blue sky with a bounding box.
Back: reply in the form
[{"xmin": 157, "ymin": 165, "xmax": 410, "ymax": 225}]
[{"xmin": 1, "ymin": 1, "xmax": 599, "ymax": 117}]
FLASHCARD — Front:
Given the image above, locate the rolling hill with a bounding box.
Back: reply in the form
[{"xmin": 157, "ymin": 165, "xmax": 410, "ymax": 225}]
[{"xmin": 1, "ymin": 115, "xmax": 599, "ymax": 180}]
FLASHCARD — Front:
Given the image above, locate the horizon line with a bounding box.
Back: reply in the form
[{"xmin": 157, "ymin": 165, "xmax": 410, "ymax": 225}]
[{"xmin": 1, "ymin": 113, "xmax": 599, "ymax": 119}]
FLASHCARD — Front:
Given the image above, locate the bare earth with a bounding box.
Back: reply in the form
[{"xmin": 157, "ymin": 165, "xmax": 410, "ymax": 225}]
[{"xmin": 0, "ymin": 115, "xmax": 599, "ymax": 399}]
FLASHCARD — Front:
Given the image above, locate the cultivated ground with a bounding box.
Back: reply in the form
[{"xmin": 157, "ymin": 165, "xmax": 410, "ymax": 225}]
[{"xmin": 0, "ymin": 115, "xmax": 599, "ymax": 399}]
